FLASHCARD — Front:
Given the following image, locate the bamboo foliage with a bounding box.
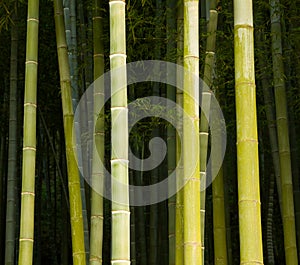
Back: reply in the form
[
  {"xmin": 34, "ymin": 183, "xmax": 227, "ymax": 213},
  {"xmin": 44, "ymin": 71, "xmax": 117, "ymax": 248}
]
[
  {"xmin": 183, "ymin": 0, "xmax": 201, "ymax": 264},
  {"xmin": 89, "ymin": 0, "xmax": 104, "ymax": 263},
  {"xmin": 53, "ymin": 0, "xmax": 86, "ymax": 264},
  {"xmin": 5, "ymin": 7, "xmax": 18, "ymax": 265},
  {"xmin": 109, "ymin": 1, "xmax": 130, "ymax": 265},
  {"xmin": 269, "ymin": 0, "xmax": 299, "ymax": 263},
  {"xmin": 233, "ymin": 0, "xmax": 263, "ymax": 264}
]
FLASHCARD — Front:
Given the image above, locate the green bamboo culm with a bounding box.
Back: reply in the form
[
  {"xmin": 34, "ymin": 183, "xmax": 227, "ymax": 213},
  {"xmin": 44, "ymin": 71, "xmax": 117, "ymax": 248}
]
[
  {"xmin": 269, "ymin": 0, "xmax": 299, "ymax": 263},
  {"xmin": 234, "ymin": 0, "xmax": 264, "ymax": 264},
  {"xmin": 18, "ymin": 0, "xmax": 39, "ymax": 263},
  {"xmin": 5, "ymin": 6, "xmax": 18, "ymax": 265},
  {"xmin": 109, "ymin": 0, "xmax": 130, "ymax": 265},
  {"xmin": 175, "ymin": 1, "xmax": 184, "ymax": 264},
  {"xmin": 53, "ymin": 0, "xmax": 86, "ymax": 264},
  {"xmin": 183, "ymin": 0, "xmax": 202, "ymax": 264},
  {"xmin": 89, "ymin": 0, "xmax": 104, "ymax": 263}
]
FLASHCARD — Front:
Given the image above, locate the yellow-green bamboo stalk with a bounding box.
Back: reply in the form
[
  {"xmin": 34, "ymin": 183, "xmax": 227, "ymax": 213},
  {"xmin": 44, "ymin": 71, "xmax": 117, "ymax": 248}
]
[
  {"xmin": 183, "ymin": 0, "xmax": 201, "ymax": 264},
  {"xmin": 110, "ymin": 1, "xmax": 130, "ymax": 265},
  {"xmin": 175, "ymin": 2, "xmax": 184, "ymax": 264},
  {"xmin": 199, "ymin": 1, "xmax": 218, "ymax": 262},
  {"xmin": 234, "ymin": 1, "xmax": 263, "ymax": 264},
  {"xmin": 53, "ymin": 0, "xmax": 86, "ymax": 264},
  {"xmin": 18, "ymin": 0, "xmax": 39, "ymax": 263},
  {"xmin": 269, "ymin": 0, "xmax": 298, "ymax": 263},
  {"xmin": 89, "ymin": 0, "xmax": 104, "ymax": 263}
]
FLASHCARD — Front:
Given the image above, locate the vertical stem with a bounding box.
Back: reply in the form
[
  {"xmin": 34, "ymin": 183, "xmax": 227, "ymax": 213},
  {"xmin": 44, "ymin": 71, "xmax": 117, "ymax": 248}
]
[
  {"xmin": 183, "ymin": 0, "xmax": 201, "ymax": 265},
  {"xmin": 110, "ymin": 1, "xmax": 130, "ymax": 265},
  {"xmin": 175, "ymin": 2, "xmax": 184, "ymax": 264},
  {"xmin": 89, "ymin": 0, "xmax": 104, "ymax": 262},
  {"xmin": 234, "ymin": 0, "xmax": 264, "ymax": 264},
  {"xmin": 53, "ymin": 0, "xmax": 86, "ymax": 263},
  {"xmin": 5, "ymin": 6, "xmax": 18, "ymax": 265},
  {"xmin": 269, "ymin": 0, "xmax": 299, "ymax": 263},
  {"xmin": 18, "ymin": 0, "xmax": 39, "ymax": 262}
]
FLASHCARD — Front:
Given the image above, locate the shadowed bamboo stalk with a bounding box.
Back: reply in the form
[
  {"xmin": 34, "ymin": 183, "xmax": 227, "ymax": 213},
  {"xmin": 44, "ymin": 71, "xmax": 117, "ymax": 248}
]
[
  {"xmin": 54, "ymin": 0, "xmax": 86, "ymax": 264},
  {"xmin": 183, "ymin": 0, "xmax": 201, "ymax": 264},
  {"xmin": 234, "ymin": 0, "xmax": 263, "ymax": 264},
  {"xmin": 110, "ymin": 0, "xmax": 130, "ymax": 265},
  {"xmin": 166, "ymin": 0, "xmax": 177, "ymax": 263},
  {"xmin": 269, "ymin": 0, "xmax": 298, "ymax": 263},
  {"xmin": 18, "ymin": 0, "xmax": 39, "ymax": 262},
  {"xmin": 5, "ymin": 7, "xmax": 18, "ymax": 265},
  {"xmin": 89, "ymin": 0, "xmax": 104, "ymax": 263},
  {"xmin": 175, "ymin": 2, "xmax": 184, "ymax": 264}
]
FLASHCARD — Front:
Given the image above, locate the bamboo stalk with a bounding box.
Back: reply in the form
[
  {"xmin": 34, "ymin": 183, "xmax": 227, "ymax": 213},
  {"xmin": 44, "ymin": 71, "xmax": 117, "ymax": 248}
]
[
  {"xmin": 269, "ymin": 0, "xmax": 299, "ymax": 263},
  {"xmin": 183, "ymin": 0, "xmax": 201, "ymax": 264},
  {"xmin": 110, "ymin": 1, "xmax": 130, "ymax": 265},
  {"xmin": 175, "ymin": 2, "xmax": 184, "ymax": 264},
  {"xmin": 5, "ymin": 6, "xmax": 18, "ymax": 265},
  {"xmin": 234, "ymin": 0, "xmax": 264, "ymax": 264},
  {"xmin": 89, "ymin": 0, "xmax": 104, "ymax": 262},
  {"xmin": 18, "ymin": 0, "xmax": 39, "ymax": 262},
  {"xmin": 53, "ymin": 0, "xmax": 86, "ymax": 263}
]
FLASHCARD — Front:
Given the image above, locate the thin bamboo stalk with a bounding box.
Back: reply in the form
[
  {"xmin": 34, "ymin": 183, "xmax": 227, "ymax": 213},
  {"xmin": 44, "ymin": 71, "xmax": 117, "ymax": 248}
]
[
  {"xmin": 53, "ymin": 0, "xmax": 86, "ymax": 263},
  {"xmin": 17, "ymin": 0, "xmax": 39, "ymax": 262},
  {"xmin": 5, "ymin": 7, "xmax": 18, "ymax": 264},
  {"xmin": 175, "ymin": 2, "xmax": 184, "ymax": 265},
  {"xmin": 166, "ymin": 0, "xmax": 177, "ymax": 264},
  {"xmin": 269, "ymin": 0, "xmax": 298, "ymax": 263},
  {"xmin": 89, "ymin": 0, "xmax": 104, "ymax": 262}
]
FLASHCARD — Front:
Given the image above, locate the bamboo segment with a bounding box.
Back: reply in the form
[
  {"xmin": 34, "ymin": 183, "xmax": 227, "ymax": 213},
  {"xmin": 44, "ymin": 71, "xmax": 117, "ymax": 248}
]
[
  {"xmin": 89, "ymin": 0, "xmax": 104, "ymax": 263},
  {"xmin": 53, "ymin": 0, "xmax": 86, "ymax": 264},
  {"xmin": 183, "ymin": 0, "xmax": 202, "ymax": 264},
  {"xmin": 212, "ymin": 167, "xmax": 228, "ymax": 265},
  {"xmin": 269, "ymin": 0, "xmax": 299, "ymax": 263},
  {"xmin": 18, "ymin": 0, "xmax": 39, "ymax": 263},
  {"xmin": 234, "ymin": 0, "xmax": 264, "ymax": 264},
  {"xmin": 110, "ymin": 1, "xmax": 130, "ymax": 265}
]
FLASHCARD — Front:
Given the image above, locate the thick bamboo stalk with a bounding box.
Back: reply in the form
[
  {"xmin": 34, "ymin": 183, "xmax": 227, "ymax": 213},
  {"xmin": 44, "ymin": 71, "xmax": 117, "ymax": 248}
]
[
  {"xmin": 183, "ymin": 0, "xmax": 201, "ymax": 265},
  {"xmin": 269, "ymin": 0, "xmax": 298, "ymax": 263},
  {"xmin": 18, "ymin": 0, "xmax": 39, "ymax": 262},
  {"xmin": 5, "ymin": 8, "xmax": 18, "ymax": 265},
  {"xmin": 53, "ymin": 0, "xmax": 86, "ymax": 264},
  {"xmin": 89, "ymin": 0, "xmax": 104, "ymax": 263},
  {"xmin": 234, "ymin": 0, "xmax": 264, "ymax": 264},
  {"xmin": 110, "ymin": 1, "xmax": 130, "ymax": 265}
]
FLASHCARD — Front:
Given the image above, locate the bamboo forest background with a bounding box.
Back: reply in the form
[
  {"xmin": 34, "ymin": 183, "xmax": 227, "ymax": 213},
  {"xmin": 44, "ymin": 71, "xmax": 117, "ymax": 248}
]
[{"xmin": 0, "ymin": 0, "xmax": 299, "ymax": 264}]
